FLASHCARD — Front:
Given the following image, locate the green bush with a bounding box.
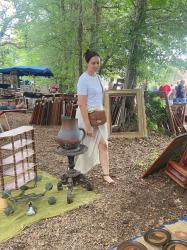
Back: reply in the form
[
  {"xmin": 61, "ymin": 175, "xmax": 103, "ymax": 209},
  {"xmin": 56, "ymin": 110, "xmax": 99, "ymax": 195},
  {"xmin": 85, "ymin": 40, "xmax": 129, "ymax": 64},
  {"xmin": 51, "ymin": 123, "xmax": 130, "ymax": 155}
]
[{"xmin": 144, "ymin": 91, "xmax": 168, "ymax": 131}]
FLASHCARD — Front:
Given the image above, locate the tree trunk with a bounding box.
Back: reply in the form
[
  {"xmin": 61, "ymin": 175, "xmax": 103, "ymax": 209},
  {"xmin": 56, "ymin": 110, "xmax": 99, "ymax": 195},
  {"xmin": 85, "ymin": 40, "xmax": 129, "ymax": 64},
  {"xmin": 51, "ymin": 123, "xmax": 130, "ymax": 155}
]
[
  {"xmin": 90, "ymin": 0, "xmax": 101, "ymax": 50},
  {"xmin": 126, "ymin": 0, "xmax": 147, "ymax": 89},
  {"xmin": 77, "ymin": 0, "xmax": 83, "ymax": 75}
]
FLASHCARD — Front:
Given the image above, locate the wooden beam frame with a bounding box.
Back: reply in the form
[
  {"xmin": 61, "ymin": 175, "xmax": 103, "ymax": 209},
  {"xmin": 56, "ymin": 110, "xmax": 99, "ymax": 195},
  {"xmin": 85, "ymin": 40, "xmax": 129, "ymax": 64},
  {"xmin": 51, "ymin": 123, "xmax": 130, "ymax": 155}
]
[{"xmin": 104, "ymin": 89, "xmax": 147, "ymax": 138}]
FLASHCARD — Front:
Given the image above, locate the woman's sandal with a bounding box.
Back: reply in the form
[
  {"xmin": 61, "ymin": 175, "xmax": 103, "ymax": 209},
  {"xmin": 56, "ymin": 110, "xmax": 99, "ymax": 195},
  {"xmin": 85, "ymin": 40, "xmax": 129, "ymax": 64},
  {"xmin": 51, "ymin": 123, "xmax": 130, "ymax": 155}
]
[{"xmin": 102, "ymin": 174, "xmax": 116, "ymax": 185}]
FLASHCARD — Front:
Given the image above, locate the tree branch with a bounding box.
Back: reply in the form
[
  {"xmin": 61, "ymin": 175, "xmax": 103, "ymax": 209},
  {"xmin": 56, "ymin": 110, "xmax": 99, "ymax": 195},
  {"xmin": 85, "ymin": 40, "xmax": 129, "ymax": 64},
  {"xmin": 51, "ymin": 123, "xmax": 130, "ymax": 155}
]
[{"xmin": 0, "ymin": 42, "xmax": 25, "ymax": 49}]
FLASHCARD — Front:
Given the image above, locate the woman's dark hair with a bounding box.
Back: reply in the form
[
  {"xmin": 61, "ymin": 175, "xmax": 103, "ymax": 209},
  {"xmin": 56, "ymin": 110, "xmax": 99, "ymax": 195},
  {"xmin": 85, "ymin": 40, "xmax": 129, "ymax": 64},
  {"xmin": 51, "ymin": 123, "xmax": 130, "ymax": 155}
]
[{"xmin": 84, "ymin": 49, "xmax": 100, "ymax": 63}]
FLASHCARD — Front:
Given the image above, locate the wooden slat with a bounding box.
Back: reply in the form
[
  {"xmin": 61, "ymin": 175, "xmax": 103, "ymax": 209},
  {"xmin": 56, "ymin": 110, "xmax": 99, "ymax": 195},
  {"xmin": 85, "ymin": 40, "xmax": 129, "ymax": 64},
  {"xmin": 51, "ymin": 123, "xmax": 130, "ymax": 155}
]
[
  {"xmin": 1, "ymin": 139, "xmax": 33, "ymax": 150},
  {"xmin": 4, "ymin": 171, "xmax": 35, "ymax": 191},
  {"xmin": 0, "ymin": 126, "xmax": 34, "ymax": 138},
  {"xmin": 2, "ymin": 149, "xmax": 34, "ymax": 165},
  {"xmin": 4, "ymin": 162, "xmax": 35, "ymax": 176},
  {"xmin": 165, "ymin": 168, "xmax": 187, "ymax": 188}
]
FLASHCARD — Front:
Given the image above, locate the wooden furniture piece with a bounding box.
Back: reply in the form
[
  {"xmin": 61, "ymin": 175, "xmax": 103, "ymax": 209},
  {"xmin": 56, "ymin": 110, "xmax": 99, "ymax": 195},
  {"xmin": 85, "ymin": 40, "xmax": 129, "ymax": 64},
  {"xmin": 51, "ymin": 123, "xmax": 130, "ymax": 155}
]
[
  {"xmin": 159, "ymin": 91, "xmax": 176, "ymax": 135},
  {"xmin": 104, "ymin": 89, "xmax": 147, "ymax": 138},
  {"xmin": 0, "ymin": 113, "xmax": 10, "ymax": 132},
  {"xmin": 0, "ymin": 126, "xmax": 37, "ymax": 191},
  {"xmin": 164, "ymin": 148, "xmax": 187, "ymax": 188},
  {"xmin": 143, "ymin": 134, "xmax": 187, "ymax": 189},
  {"xmin": 171, "ymin": 103, "xmax": 187, "ymax": 134}
]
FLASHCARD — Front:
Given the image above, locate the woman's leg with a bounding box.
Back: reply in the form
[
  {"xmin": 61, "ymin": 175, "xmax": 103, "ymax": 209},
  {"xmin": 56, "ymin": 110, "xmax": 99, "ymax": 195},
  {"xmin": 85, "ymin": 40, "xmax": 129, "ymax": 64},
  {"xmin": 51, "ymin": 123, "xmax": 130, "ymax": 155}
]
[{"xmin": 98, "ymin": 136, "xmax": 115, "ymax": 184}]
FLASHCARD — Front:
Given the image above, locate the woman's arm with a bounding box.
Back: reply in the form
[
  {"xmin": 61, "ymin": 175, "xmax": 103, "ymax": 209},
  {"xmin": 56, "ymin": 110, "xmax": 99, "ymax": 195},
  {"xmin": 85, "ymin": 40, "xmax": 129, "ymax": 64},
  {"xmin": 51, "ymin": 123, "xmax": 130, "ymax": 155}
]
[{"xmin": 78, "ymin": 95, "xmax": 94, "ymax": 136}]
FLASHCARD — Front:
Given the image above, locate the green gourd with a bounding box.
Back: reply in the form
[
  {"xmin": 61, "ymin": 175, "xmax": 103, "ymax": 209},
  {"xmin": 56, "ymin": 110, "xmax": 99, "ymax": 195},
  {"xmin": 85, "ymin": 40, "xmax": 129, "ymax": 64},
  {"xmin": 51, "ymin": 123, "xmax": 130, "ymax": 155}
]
[
  {"xmin": 20, "ymin": 185, "xmax": 29, "ymax": 191},
  {"xmin": 48, "ymin": 196, "xmax": 57, "ymax": 205},
  {"xmin": 35, "ymin": 175, "xmax": 42, "ymax": 182},
  {"xmin": 4, "ymin": 207, "xmax": 14, "ymax": 216},
  {"xmin": 45, "ymin": 182, "xmax": 53, "ymax": 191},
  {"xmin": 1, "ymin": 190, "xmax": 11, "ymax": 199}
]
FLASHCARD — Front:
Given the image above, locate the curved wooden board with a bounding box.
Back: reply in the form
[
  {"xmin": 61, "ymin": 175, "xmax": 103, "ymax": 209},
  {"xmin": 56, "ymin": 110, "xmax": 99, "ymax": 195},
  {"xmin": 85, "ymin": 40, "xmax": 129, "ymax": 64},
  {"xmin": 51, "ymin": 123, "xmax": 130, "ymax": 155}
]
[{"xmin": 143, "ymin": 133, "xmax": 187, "ymax": 178}]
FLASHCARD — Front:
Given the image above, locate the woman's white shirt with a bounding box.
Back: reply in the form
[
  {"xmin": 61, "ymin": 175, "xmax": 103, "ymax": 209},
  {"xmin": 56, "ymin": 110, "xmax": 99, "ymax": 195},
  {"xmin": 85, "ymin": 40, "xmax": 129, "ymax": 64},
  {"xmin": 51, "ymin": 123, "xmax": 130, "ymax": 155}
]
[{"xmin": 77, "ymin": 72, "xmax": 103, "ymax": 109}]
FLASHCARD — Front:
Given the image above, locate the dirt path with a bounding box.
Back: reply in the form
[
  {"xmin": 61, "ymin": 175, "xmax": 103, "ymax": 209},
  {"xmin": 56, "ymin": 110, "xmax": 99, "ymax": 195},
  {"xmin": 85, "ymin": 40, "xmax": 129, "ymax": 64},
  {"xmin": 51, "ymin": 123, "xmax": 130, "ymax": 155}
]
[{"xmin": 0, "ymin": 113, "xmax": 186, "ymax": 250}]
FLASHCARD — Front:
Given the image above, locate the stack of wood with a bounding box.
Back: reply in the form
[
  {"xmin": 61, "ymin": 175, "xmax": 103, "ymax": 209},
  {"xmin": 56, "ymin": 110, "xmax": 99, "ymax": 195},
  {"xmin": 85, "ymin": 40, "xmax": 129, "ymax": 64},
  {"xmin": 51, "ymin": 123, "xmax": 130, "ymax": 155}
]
[
  {"xmin": 30, "ymin": 95, "xmax": 77, "ymax": 126},
  {"xmin": 171, "ymin": 103, "xmax": 187, "ymax": 134},
  {"xmin": 110, "ymin": 95, "xmax": 137, "ymax": 131},
  {"xmin": 143, "ymin": 133, "xmax": 187, "ymax": 189},
  {"xmin": 144, "ymin": 91, "xmax": 187, "ymax": 136},
  {"xmin": 165, "ymin": 147, "xmax": 187, "ymax": 189}
]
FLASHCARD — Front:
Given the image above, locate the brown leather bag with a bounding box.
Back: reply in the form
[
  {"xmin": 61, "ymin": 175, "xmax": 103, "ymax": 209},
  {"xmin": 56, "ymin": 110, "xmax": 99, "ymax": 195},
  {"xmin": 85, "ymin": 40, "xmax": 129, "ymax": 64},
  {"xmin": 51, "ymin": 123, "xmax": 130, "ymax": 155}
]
[
  {"xmin": 88, "ymin": 110, "xmax": 106, "ymax": 127},
  {"xmin": 88, "ymin": 76, "xmax": 107, "ymax": 127}
]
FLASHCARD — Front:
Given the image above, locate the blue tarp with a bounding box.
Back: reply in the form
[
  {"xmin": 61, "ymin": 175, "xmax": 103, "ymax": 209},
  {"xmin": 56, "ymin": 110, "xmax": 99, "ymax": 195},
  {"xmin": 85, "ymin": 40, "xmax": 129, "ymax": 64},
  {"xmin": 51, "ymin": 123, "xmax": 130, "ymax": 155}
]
[{"xmin": 0, "ymin": 66, "xmax": 54, "ymax": 77}]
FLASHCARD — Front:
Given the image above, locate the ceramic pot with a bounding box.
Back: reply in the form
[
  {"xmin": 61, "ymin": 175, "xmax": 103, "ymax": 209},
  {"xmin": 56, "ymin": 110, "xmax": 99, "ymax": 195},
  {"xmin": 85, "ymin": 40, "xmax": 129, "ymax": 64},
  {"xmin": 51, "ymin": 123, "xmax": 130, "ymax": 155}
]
[{"xmin": 56, "ymin": 117, "xmax": 85, "ymax": 149}]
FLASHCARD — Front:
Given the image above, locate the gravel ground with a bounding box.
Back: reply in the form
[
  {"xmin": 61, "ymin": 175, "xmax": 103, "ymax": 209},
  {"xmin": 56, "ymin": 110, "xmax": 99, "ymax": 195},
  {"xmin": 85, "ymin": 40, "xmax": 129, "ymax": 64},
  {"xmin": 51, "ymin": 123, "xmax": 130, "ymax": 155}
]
[{"xmin": 0, "ymin": 113, "xmax": 186, "ymax": 250}]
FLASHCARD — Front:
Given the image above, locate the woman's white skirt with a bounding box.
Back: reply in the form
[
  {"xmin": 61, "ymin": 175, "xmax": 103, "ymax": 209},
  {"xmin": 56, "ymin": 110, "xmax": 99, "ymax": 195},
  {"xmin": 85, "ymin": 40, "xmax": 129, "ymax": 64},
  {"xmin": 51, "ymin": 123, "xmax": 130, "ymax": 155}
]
[{"xmin": 74, "ymin": 107, "xmax": 108, "ymax": 174}]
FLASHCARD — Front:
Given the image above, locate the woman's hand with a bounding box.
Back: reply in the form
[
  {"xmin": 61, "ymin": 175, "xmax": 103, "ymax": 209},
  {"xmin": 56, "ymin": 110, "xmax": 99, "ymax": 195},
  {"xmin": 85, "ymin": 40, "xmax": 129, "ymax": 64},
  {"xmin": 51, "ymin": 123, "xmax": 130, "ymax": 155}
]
[{"xmin": 86, "ymin": 125, "xmax": 94, "ymax": 137}]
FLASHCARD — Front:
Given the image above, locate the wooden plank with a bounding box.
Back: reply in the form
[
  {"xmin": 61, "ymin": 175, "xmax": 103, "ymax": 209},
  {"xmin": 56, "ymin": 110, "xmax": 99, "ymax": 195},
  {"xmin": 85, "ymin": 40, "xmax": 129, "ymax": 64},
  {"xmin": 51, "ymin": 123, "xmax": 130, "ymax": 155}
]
[
  {"xmin": 0, "ymin": 113, "xmax": 10, "ymax": 132},
  {"xmin": 2, "ymin": 148, "xmax": 34, "ymax": 165},
  {"xmin": 165, "ymin": 168, "xmax": 187, "ymax": 189},
  {"xmin": 1, "ymin": 139, "xmax": 33, "ymax": 150},
  {"xmin": 105, "ymin": 89, "xmax": 140, "ymax": 95},
  {"xmin": 3, "ymin": 171, "xmax": 35, "ymax": 191},
  {"xmin": 109, "ymin": 132, "xmax": 145, "ymax": 138},
  {"xmin": 0, "ymin": 126, "xmax": 34, "ymax": 138},
  {"xmin": 4, "ymin": 162, "xmax": 35, "ymax": 176},
  {"xmin": 140, "ymin": 89, "xmax": 148, "ymax": 137},
  {"xmin": 105, "ymin": 89, "xmax": 147, "ymax": 138},
  {"xmin": 167, "ymin": 160, "xmax": 187, "ymax": 177},
  {"xmin": 143, "ymin": 133, "xmax": 187, "ymax": 178},
  {"xmin": 163, "ymin": 92, "xmax": 176, "ymax": 135}
]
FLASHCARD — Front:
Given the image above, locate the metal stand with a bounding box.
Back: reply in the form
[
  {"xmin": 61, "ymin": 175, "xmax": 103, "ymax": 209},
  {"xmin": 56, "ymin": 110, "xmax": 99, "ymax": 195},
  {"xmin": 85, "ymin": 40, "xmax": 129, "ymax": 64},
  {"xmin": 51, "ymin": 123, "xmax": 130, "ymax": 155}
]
[{"xmin": 55, "ymin": 144, "xmax": 92, "ymax": 204}]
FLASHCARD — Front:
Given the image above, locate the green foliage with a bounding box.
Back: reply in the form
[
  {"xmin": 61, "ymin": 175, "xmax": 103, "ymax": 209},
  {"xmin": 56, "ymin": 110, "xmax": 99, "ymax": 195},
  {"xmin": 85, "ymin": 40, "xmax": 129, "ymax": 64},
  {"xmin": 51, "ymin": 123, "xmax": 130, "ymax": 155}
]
[
  {"xmin": 144, "ymin": 91, "xmax": 167, "ymax": 130},
  {"xmin": 0, "ymin": 0, "xmax": 187, "ymax": 88}
]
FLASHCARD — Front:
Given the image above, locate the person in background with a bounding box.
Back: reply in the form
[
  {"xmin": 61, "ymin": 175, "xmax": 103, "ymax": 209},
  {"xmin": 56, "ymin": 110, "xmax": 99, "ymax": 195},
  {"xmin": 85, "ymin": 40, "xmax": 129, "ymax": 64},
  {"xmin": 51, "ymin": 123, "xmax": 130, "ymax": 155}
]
[
  {"xmin": 0, "ymin": 100, "xmax": 26, "ymax": 111},
  {"xmin": 49, "ymin": 83, "xmax": 59, "ymax": 93},
  {"xmin": 159, "ymin": 83, "xmax": 172, "ymax": 98},
  {"xmin": 175, "ymin": 80, "xmax": 186, "ymax": 103}
]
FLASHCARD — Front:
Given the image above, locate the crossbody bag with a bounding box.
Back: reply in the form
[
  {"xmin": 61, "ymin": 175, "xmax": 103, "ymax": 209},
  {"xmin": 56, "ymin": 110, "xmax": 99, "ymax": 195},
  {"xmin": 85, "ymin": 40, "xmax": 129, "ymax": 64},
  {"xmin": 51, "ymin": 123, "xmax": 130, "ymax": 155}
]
[{"xmin": 88, "ymin": 76, "xmax": 107, "ymax": 127}]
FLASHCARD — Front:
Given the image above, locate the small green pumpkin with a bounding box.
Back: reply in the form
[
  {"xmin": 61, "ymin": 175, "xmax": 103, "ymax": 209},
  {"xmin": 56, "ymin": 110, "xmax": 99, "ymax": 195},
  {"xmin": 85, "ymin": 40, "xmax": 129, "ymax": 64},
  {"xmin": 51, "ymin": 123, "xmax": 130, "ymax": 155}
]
[
  {"xmin": 20, "ymin": 185, "xmax": 29, "ymax": 191},
  {"xmin": 35, "ymin": 175, "xmax": 42, "ymax": 182},
  {"xmin": 1, "ymin": 190, "xmax": 11, "ymax": 199},
  {"xmin": 4, "ymin": 207, "xmax": 14, "ymax": 216},
  {"xmin": 45, "ymin": 182, "xmax": 53, "ymax": 191},
  {"xmin": 48, "ymin": 196, "xmax": 57, "ymax": 205}
]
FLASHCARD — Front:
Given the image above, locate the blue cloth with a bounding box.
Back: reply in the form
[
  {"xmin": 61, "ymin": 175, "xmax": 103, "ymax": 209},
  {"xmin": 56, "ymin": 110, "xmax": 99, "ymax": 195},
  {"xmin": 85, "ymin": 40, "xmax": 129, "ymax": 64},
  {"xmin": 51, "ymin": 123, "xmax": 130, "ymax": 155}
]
[
  {"xmin": 0, "ymin": 84, "xmax": 11, "ymax": 89},
  {"xmin": 0, "ymin": 105, "xmax": 16, "ymax": 110},
  {"xmin": 107, "ymin": 216, "xmax": 187, "ymax": 250},
  {"xmin": 173, "ymin": 98, "xmax": 187, "ymax": 103},
  {"xmin": 0, "ymin": 66, "xmax": 53, "ymax": 77}
]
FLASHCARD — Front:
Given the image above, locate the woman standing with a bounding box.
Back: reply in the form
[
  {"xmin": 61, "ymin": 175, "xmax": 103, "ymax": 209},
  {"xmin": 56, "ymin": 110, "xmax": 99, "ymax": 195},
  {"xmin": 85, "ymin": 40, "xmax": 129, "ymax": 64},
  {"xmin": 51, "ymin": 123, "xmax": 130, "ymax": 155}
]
[{"xmin": 75, "ymin": 49, "xmax": 115, "ymax": 184}]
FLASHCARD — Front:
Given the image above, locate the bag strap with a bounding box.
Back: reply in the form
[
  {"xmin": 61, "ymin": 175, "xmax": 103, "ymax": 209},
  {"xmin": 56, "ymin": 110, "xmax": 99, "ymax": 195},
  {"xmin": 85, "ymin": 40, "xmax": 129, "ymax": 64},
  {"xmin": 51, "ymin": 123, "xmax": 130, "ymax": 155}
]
[
  {"xmin": 97, "ymin": 75, "xmax": 104, "ymax": 93},
  {"xmin": 97, "ymin": 75, "xmax": 104, "ymax": 105}
]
